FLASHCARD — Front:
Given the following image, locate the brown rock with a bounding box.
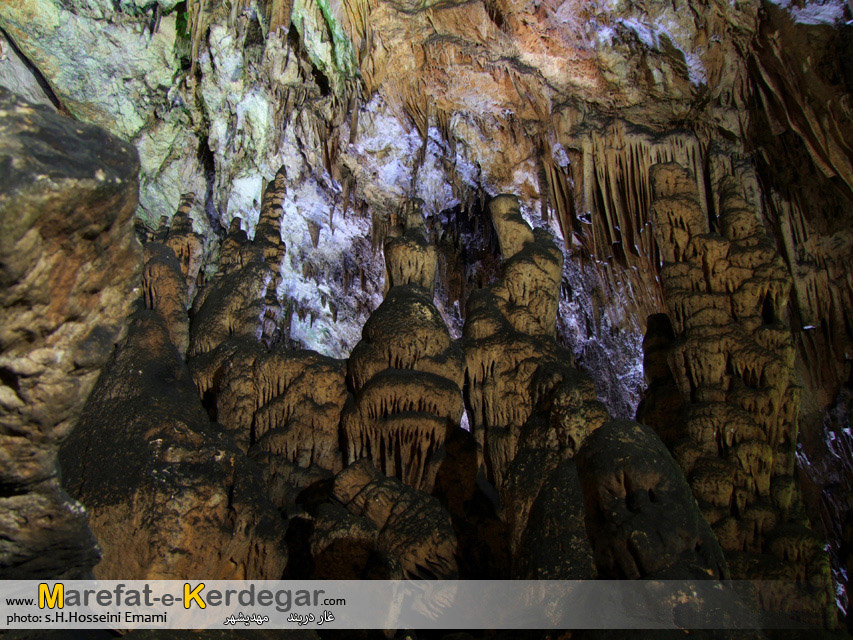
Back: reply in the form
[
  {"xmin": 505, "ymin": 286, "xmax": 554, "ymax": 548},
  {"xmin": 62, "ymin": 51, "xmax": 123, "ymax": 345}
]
[
  {"xmin": 343, "ymin": 200, "xmax": 464, "ymax": 491},
  {"xmin": 463, "ymin": 194, "xmax": 565, "ymax": 488},
  {"xmin": 384, "ymin": 198, "xmax": 438, "ymax": 294},
  {"xmin": 189, "ymin": 169, "xmax": 287, "ymax": 356},
  {"xmin": 333, "ymin": 459, "xmax": 459, "ymax": 579},
  {"xmin": 575, "ymin": 419, "xmax": 729, "ymax": 580},
  {"xmin": 432, "ymin": 428, "xmax": 510, "ymax": 578},
  {"xmin": 191, "ymin": 338, "xmax": 348, "ymax": 508},
  {"xmin": 142, "ymin": 243, "xmax": 189, "ymax": 356},
  {"xmin": 0, "ymin": 88, "xmax": 141, "ymax": 578},
  {"xmin": 164, "ymin": 193, "xmax": 205, "ymax": 301},
  {"xmin": 306, "ymin": 502, "xmax": 401, "ymax": 579},
  {"xmin": 512, "ymin": 456, "xmax": 597, "ymax": 580},
  {"xmin": 644, "ymin": 160, "xmax": 835, "ymax": 625},
  {"xmin": 60, "ymin": 310, "xmax": 287, "ymax": 579}
]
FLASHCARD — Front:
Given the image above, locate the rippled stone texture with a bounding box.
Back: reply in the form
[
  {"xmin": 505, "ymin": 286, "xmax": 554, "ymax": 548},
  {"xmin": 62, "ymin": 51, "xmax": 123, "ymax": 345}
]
[
  {"xmin": 343, "ymin": 199, "xmax": 464, "ymax": 491},
  {"xmin": 0, "ymin": 88, "xmax": 141, "ymax": 577},
  {"xmin": 332, "ymin": 459, "xmax": 459, "ymax": 580},
  {"xmin": 645, "ymin": 160, "xmax": 836, "ymax": 626},
  {"xmin": 463, "ymin": 194, "xmax": 574, "ymax": 488}
]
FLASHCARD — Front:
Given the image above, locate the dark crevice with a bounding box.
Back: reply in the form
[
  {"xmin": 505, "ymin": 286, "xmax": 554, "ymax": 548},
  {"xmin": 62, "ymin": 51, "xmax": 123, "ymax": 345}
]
[
  {"xmin": 0, "ymin": 26, "xmax": 68, "ymax": 114},
  {"xmin": 761, "ymin": 295, "xmax": 776, "ymax": 325},
  {"xmin": 197, "ymin": 134, "xmax": 221, "ymax": 235},
  {"xmin": 283, "ymin": 516, "xmax": 315, "ymax": 578},
  {"xmin": 312, "ymin": 66, "xmax": 331, "ymax": 96},
  {"xmin": 0, "ymin": 481, "xmax": 29, "ymax": 498},
  {"xmin": 201, "ymin": 389, "xmax": 218, "ymax": 422},
  {"xmin": 0, "ymin": 366, "xmax": 21, "ymax": 395},
  {"xmin": 243, "ymin": 13, "xmax": 265, "ymax": 50}
]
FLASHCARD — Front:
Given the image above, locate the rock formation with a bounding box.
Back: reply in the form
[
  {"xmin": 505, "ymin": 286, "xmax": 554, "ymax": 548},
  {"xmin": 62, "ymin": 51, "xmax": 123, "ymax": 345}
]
[
  {"xmin": 331, "ymin": 459, "xmax": 458, "ymax": 580},
  {"xmin": 142, "ymin": 243, "xmax": 190, "ymax": 357},
  {"xmin": 161, "ymin": 193, "xmax": 206, "ymax": 302},
  {"xmin": 59, "ymin": 308, "xmax": 288, "ymax": 580},
  {"xmin": 58, "ymin": 198, "xmax": 290, "ymax": 579},
  {"xmin": 189, "ymin": 169, "xmax": 288, "ymax": 357},
  {"xmin": 575, "ymin": 419, "xmax": 728, "ymax": 580},
  {"xmin": 187, "ymin": 171, "xmax": 351, "ymax": 509},
  {"xmin": 463, "ymin": 194, "xmax": 569, "ymax": 488},
  {"xmin": 192, "ymin": 338, "xmax": 348, "ymax": 508},
  {"xmin": 282, "ymin": 457, "xmax": 461, "ymax": 581},
  {"xmin": 461, "ymin": 194, "xmax": 614, "ymax": 500},
  {"xmin": 343, "ymin": 199, "xmax": 464, "ymax": 491},
  {"xmin": 463, "ymin": 193, "xmax": 729, "ymax": 585},
  {"xmin": 0, "ymin": 88, "xmax": 141, "ymax": 578},
  {"xmin": 2, "ymin": 0, "xmax": 851, "ymax": 628},
  {"xmin": 643, "ymin": 160, "xmax": 836, "ymax": 626}
]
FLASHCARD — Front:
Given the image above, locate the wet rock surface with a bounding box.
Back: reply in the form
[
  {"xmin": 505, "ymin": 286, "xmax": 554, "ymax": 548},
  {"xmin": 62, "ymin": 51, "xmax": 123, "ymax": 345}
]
[
  {"xmin": 1, "ymin": 0, "xmax": 851, "ymax": 630},
  {"xmin": 643, "ymin": 160, "xmax": 837, "ymax": 626},
  {"xmin": 0, "ymin": 88, "xmax": 141, "ymax": 578}
]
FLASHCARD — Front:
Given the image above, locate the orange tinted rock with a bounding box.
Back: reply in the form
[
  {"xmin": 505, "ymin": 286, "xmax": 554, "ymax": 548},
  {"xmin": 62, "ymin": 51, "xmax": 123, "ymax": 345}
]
[{"xmin": 0, "ymin": 89, "xmax": 141, "ymax": 578}]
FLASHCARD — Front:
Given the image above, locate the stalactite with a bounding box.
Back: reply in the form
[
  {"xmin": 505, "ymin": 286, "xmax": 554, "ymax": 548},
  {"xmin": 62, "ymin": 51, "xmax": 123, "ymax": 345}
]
[{"xmin": 308, "ymin": 220, "xmax": 321, "ymax": 248}]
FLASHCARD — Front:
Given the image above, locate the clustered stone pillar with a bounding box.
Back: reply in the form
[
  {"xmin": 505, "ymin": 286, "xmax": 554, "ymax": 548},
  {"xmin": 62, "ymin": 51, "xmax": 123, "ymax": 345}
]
[
  {"xmin": 463, "ymin": 194, "xmax": 728, "ymax": 583},
  {"xmin": 342, "ymin": 199, "xmax": 465, "ymax": 491},
  {"xmin": 645, "ymin": 160, "xmax": 835, "ymax": 626}
]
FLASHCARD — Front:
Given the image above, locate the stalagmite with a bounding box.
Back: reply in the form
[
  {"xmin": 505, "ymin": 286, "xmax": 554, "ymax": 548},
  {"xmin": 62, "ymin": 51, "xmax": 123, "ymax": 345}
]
[
  {"xmin": 142, "ymin": 243, "xmax": 190, "ymax": 357},
  {"xmin": 189, "ymin": 168, "xmax": 288, "ymax": 357},
  {"xmin": 164, "ymin": 193, "xmax": 205, "ymax": 301},
  {"xmin": 343, "ymin": 199, "xmax": 463, "ymax": 491},
  {"xmin": 462, "ymin": 194, "xmax": 569, "ymax": 488},
  {"xmin": 643, "ymin": 160, "xmax": 835, "ymax": 627},
  {"xmin": 460, "ymin": 192, "xmax": 726, "ymax": 585}
]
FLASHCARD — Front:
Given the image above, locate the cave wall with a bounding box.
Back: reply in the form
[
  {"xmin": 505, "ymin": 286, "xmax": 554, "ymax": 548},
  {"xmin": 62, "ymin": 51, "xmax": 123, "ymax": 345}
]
[
  {"xmin": 1, "ymin": 0, "xmax": 852, "ymax": 629},
  {"xmin": 0, "ymin": 87, "xmax": 142, "ymax": 578}
]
